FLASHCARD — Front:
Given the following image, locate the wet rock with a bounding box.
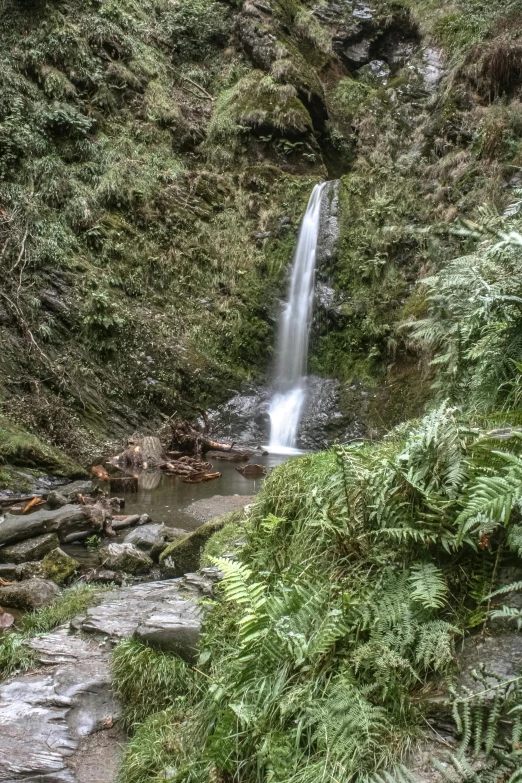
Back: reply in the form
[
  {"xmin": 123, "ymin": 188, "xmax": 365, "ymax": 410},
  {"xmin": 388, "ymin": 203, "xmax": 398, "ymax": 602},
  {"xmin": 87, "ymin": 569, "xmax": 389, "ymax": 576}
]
[
  {"xmin": 15, "ymin": 560, "xmax": 45, "ymax": 580},
  {"xmin": 0, "ymin": 577, "xmax": 60, "ymax": 610},
  {"xmin": 80, "ymin": 574, "xmax": 213, "ymax": 646},
  {"xmin": 317, "ymin": 179, "xmax": 340, "ymax": 269},
  {"xmin": 102, "ymin": 542, "xmax": 153, "ymax": 575},
  {"xmin": 341, "ymin": 38, "xmax": 372, "ymax": 67},
  {"xmin": 419, "ymin": 47, "xmax": 445, "ymax": 92},
  {"xmin": 159, "ymin": 518, "xmax": 226, "ymax": 578},
  {"xmin": 0, "ymin": 504, "xmax": 88, "ymax": 546},
  {"xmin": 47, "ymin": 490, "xmax": 69, "ymax": 509},
  {"xmin": 236, "ymin": 1, "xmax": 278, "ymax": 71},
  {"xmin": 138, "ymin": 513, "xmax": 152, "ymax": 526},
  {"xmin": 124, "ymin": 524, "xmax": 187, "ymax": 561},
  {"xmin": 93, "ymin": 569, "xmax": 124, "ymax": 585},
  {"xmin": 135, "ymin": 601, "xmax": 202, "ymax": 662},
  {"xmin": 0, "ymin": 573, "xmax": 215, "ymax": 780},
  {"xmin": 0, "ymin": 531, "xmax": 60, "ymax": 564},
  {"xmin": 58, "ymin": 479, "xmax": 94, "ymax": 500},
  {"xmin": 0, "ymin": 628, "xmax": 123, "ymax": 783},
  {"xmin": 236, "ymin": 463, "xmax": 267, "ymax": 478},
  {"xmin": 457, "ymin": 632, "xmax": 522, "ymax": 692},
  {"xmin": 41, "ymin": 547, "xmax": 79, "ymax": 585},
  {"xmin": 0, "ymin": 563, "xmax": 19, "ymax": 581}
]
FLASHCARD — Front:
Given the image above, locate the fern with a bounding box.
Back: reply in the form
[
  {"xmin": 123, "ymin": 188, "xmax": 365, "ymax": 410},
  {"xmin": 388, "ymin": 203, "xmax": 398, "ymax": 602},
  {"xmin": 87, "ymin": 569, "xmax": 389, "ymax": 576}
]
[{"xmin": 409, "ymin": 563, "xmax": 448, "ymax": 609}]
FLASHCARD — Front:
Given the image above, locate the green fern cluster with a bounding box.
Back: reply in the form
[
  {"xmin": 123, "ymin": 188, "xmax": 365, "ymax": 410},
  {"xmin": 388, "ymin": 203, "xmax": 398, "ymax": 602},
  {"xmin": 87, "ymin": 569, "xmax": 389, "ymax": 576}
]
[
  {"xmin": 408, "ymin": 200, "xmax": 522, "ymax": 412},
  {"xmin": 117, "ymin": 403, "xmax": 522, "ymax": 783}
]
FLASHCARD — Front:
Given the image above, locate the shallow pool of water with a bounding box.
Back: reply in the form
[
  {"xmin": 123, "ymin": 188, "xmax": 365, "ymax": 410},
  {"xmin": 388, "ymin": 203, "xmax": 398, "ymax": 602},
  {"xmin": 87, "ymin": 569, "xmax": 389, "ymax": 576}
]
[{"xmin": 116, "ymin": 451, "xmax": 294, "ymax": 529}]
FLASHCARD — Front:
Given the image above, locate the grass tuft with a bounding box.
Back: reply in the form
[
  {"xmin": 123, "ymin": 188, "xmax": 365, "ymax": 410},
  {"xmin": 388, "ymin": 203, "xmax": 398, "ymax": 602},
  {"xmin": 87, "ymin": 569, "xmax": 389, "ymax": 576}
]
[{"xmin": 112, "ymin": 638, "xmax": 194, "ymax": 729}]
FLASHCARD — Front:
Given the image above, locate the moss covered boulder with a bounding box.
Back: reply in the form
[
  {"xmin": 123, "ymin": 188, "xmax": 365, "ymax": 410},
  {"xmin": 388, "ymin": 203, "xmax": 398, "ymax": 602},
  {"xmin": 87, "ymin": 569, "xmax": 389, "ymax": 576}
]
[
  {"xmin": 159, "ymin": 519, "xmax": 227, "ymax": 578},
  {"xmin": 0, "ymin": 532, "xmax": 60, "ymax": 564},
  {"xmin": 0, "ymin": 577, "xmax": 60, "ymax": 610},
  {"xmin": 41, "ymin": 547, "xmax": 79, "ymax": 585},
  {"xmin": 0, "ymin": 417, "xmax": 87, "ymax": 477},
  {"xmin": 103, "ymin": 543, "xmax": 153, "ymax": 575}
]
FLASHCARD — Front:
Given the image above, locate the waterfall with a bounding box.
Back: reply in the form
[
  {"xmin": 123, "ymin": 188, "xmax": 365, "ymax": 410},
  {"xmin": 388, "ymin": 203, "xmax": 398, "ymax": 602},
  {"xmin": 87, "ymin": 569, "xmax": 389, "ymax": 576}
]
[{"xmin": 268, "ymin": 182, "xmax": 327, "ymax": 452}]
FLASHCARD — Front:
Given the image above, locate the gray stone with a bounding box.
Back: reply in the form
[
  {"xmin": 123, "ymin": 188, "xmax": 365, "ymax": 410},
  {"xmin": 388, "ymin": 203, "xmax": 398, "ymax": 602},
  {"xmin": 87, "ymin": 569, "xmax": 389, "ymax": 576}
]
[
  {"xmin": 94, "ymin": 569, "xmax": 123, "ymax": 585},
  {"xmin": 0, "ymin": 628, "xmax": 122, "ymax": 783},
  {"xmin": 41, "ymin": 547, "xmax": 79, "ymax": 585},
  {"xmin": 0, "ymin": 563, "xmax": 19, "ymax": 581},
  {"xmin": 0, "ymin": 572, "xmax": 214, "ymax": 780},
  {"xmin": 317, "ymin": 179, "xmax": 339, "ymax": 269},
  {"xmin": 80, "ymin": 574, "xmax": 213, "ymax": 649},
  {"xmin": 0, "ymin": 577, "xmax": 60, "ymax": 610},
  {"xmin": 124, "ymin": 523, "xmax": 187, "ymax": 560},
  {"xmin": 0, "ymin": 505, "xmax": 88, "ymax": 546},
  {"xmin": 47, "ymin": 490, "xmax": 69, "ymax": 508},
  {"xmin": 0, "ymin": 531, "xmax": 60, "ymax": 564},
  {"xmin": 58, "ymin": 480, "xmax": 94, "ymax": 500},
  {"xmin": 102, "ymin": 542, "xmax": 153, "ymax": 574},
  {"xmin": 135, "ymin": 601, "xmax": 202, "ymax": 662}
]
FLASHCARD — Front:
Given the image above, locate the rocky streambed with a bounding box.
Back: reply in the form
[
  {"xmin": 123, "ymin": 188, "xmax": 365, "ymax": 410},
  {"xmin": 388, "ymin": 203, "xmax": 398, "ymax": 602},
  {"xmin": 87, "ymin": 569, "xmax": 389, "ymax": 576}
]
[{"xmin": 0, "ymin": 569, "xmax": 220, "ymax": 782}]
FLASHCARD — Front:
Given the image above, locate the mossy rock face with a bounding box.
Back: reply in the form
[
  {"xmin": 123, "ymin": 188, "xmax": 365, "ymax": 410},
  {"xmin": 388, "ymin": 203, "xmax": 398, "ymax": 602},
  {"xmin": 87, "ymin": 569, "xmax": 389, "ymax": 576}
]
[
  {"xmin": 41, "ymin": 547, "xmax": 79, "ymax": 585},
  {"xmin": 0, "ymin": 417, "xmax": 87, "ymax": 478},
  {"xmin": 159, "ymin": 519, "xmax": 226, "ymax": 578}
]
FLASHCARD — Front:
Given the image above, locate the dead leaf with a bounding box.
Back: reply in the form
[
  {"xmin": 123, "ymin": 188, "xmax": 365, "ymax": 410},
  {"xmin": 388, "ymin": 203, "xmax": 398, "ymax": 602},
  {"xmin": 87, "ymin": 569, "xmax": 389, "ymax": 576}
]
[
  {"xmin": 102, "ymin": 715, "xmax": 114, "ymax": 728},
  {"xmin": 22, "ymin": 496, "xmax": 45, "ymax": 514}
]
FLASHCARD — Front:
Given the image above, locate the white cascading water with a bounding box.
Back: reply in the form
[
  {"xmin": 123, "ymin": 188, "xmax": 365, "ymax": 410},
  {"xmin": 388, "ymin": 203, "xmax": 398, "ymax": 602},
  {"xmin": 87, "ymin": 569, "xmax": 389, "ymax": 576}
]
[{"xmin": 268, "ymin": 182, "xmax": 327, "ymax": 452}]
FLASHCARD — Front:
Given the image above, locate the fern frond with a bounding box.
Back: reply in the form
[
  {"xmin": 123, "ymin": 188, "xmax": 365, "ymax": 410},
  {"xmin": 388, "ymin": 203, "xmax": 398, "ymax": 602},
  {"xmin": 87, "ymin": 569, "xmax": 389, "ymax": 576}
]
[{"xmin": 409, "ymin": 563, "xmax": 448, "ymax": 609}]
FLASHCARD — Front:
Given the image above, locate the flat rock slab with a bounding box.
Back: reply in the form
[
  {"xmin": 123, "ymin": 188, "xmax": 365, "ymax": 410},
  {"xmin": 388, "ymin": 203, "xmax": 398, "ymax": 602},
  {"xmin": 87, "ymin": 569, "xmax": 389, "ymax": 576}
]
[
  {"xmin": 80, "ymin": 575, "xmax": 215, "ymax": 662},
  {"xmin": 183, "ymin": 494, "xmax": 255, "ymax": 522},
  {"xmin": 0, "ymin": 572, "xmax": 217, "ymax": 782},
  {"xmin": 0, "ymin": 629, "xmax": 120, "ymax": 783}
]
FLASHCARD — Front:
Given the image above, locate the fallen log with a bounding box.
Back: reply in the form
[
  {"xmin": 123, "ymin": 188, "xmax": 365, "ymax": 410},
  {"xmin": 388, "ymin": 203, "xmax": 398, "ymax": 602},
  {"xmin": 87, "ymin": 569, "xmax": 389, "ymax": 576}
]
[
  {"xmin": 181, "ymin": 471, "xmax": 221, "ymax": 484},
  {"xmin": 0, "ymin": 496, "xmax": 38, "ymax": 506},
  {"xmin": 166, "ymin": 418, "xmax": 235, "ymax": 455},
  {"xmin": 206, "ymin": 450, "xmax": 250, "ymax": 462},
  {"xmin": 164, "ymin": 457, "xmax": 213, "ymax": 476}
]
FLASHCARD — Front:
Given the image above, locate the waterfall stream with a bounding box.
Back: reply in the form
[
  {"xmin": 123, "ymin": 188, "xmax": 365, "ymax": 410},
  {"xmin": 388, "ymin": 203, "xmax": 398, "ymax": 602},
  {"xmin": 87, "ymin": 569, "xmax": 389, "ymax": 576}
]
[{"xmin": 268, "ymin": 182, "xmax": 327, "ymax": 452}]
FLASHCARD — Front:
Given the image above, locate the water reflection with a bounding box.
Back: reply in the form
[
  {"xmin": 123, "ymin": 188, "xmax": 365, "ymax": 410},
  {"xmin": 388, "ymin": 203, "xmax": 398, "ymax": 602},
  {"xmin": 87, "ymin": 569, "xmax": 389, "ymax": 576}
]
[{"xmin": 117, "ymin": 452, "xmax": 296, "ymax": 529}]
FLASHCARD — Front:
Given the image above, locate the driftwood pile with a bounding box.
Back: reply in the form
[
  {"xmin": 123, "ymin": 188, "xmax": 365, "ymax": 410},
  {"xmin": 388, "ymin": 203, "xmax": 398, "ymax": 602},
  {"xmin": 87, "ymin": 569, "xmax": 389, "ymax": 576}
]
[{"xmin": 101, "ymin": 418, "xmax": 267, "ymax": 486}]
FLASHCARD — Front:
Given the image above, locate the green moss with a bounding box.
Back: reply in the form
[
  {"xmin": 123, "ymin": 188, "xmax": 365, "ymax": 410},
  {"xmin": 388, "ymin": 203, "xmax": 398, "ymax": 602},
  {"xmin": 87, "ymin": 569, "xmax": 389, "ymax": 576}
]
[
  {"xmin": 159, "ymin": 517, "xmax": 227, "ymax": 577},
  {"xmin": 41, "ymin": 547, "xmax": 79, "ymax": 585},
  {"xmin": 200, "ymin": 510, "xmax": 246, "ymax": 566},
  {"xmin": 334, "ymin": 78, "xmax": 376, "ymax": 121},
  {"xmin": 0, "ymin": 416, "xmax": 87, "ymax": 476}
]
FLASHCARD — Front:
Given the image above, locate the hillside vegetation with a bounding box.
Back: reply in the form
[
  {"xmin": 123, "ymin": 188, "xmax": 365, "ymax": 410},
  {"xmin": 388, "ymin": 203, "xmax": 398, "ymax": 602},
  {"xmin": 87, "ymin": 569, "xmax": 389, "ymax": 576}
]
[{"xmin": 4, "ymin": 0, "xmax": 522, "ymax": 470}]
